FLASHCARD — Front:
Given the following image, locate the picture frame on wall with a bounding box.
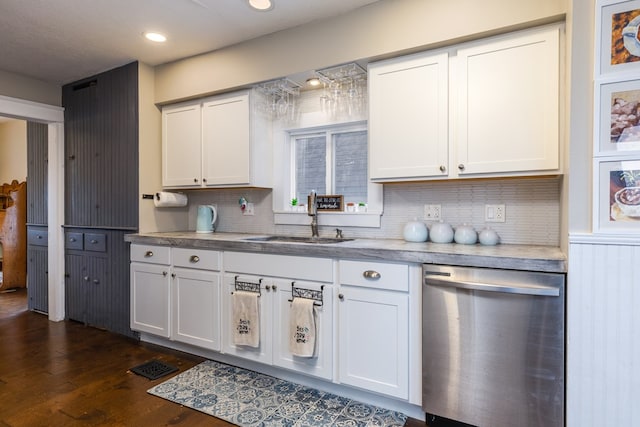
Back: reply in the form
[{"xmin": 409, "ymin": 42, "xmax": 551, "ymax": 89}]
[
  {"xmin": 597, "ymin": 0, "xmax": 640, "ymax": 76},
  {"xmin": 596, "ymin": 76, "xmax": 640, "ymax": 153},
  {"xmin": 596, "ymin": 157, "xmax": 640, "ymax": 232}
]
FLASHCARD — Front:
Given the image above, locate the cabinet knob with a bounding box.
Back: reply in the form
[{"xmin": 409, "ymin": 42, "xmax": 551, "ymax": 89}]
[
  {"xmin": 203, "ymin": 178, "xmax": 207, "ymax": 183},
  {"xmin": 265, "ymin": 285, "xmax": 271, "ymax": 291},
  {"xmin": 145, "ymin": 251, "xmax": 153, "ymax": 257},
  {"xmin": 338, "ymin": 293, "xmax": 344, "ymax": 300},
  {"xmin": 83, "ymin": 276, "xmax": 90, "ymax": 281},
  {"xmin": 439, "ymin": 165, "xmax": 446, "ymax": 173},
  {"xmin": 458, "ymin": 164, "xmax": 465, "ymax": 171},
  {"xmin": 171, "ymin": 273, "xmax": 176, "ymax": 278},
  {"xmin": 93, "ymin": 279, "xmax": 99, "ymax": 284},
  {"xmin": 193, "ymin": 178, "xmax": 198, "ymax": 183},
  {"xmin": 162, "ymin": 271, "xmax": 168, "ymax": 276},
  {"xmin": 272, "ymin": 284, "xmax": 277, "ymax": 291},
  {"xmin": 37, "ymin": 235, "xmax": 42, "ymax": 239},
  {"xmin": 69, "ymin": 154, "xmax": 76, "ymax": 160},
  {"xmin": 363, "ymin": 270, "xmax": 381, "ymax": 280},
  {"xmin": 69, "ymin": 237, "xmax": 76, "ymax": 242},
  {"xmin": 90, "ymin": 239, "xmax": 98, "ymax": 244},
  {"xmin": 189, "ymin": 255, "xmax": 200, "ymax": 263}
]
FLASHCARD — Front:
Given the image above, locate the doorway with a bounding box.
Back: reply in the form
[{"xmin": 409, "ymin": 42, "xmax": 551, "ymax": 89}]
[{"xmin": 0, "ymin": 95, "xmax": 64, "ymax": 321}]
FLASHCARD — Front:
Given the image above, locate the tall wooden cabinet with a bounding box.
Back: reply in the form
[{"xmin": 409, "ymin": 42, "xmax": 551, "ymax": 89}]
[{"xmin": 62, "ymin": 61, "xmax": 139, "ymax": 337}]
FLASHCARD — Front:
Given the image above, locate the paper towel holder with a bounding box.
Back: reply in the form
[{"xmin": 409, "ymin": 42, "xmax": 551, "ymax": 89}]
[{"xmin": 142, "ymin": 194, "xmax": 154, "ymax": 200}]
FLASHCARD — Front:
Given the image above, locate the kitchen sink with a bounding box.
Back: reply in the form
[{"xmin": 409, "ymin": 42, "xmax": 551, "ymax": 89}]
[{"xmin": 243, "ymin": 235, "xmax": 353, "ymax": 244}]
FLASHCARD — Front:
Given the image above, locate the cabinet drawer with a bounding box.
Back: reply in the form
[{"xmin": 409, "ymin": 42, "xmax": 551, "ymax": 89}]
[
  {"xmin": 65, "ymin": 232, "xmax": 83, "ymax": 250},
  {"xmin": 28, "ymin": 229, "xmax": 49, "ymax": 246},
  {"xmin": 130, "ymin": 244, "xmax": 171, "ymax": 265},
  {"xmin": 172, "ymin": 248, "xmax": 220, "ymax": 270},
  {"xmin": 339, "ymin": 260, "xmax": 408, "ymax": 291},
  {"xmin": 84, "ymin": 233, "xmax": 107, "ymax": 252}
]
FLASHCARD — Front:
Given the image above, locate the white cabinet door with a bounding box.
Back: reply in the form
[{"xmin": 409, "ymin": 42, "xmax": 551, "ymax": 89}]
[
  {"xmin": 338, "ymin": 285, "xmax": 409, "ymax": 399},
  {"xmin": 172, "ymin": 267, "xmax": 221, "ymax": 350},
  {"xmin": 272, "ymin": 279, "xmax": 333, "ymax": 380},
  {"xmin": 369, "ymin": 51, "xmax": 449, "ymax": 181},
  {"xmin": 130, "ymin": 262, "xmax": 171, "ymax": 337},
  {"xmin": 202, "ymin": 93, "xmax": 251, "ymax": 186},
  {"xmin": 222, "ymin": 274, "xmax": 273, "ymax": 364},
  {"xmin": 455, "ymin": 26, "xmax": 560, "ymax": 176},
  {"xmin": 162, "ymin": 102, "xmax": 202, "ymax": 187}
]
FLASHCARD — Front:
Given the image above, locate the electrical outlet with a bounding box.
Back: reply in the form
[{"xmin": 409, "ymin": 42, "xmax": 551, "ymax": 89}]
[
  {"xmin": 485, "ymin": 204, "xmax": 506, "ymax": 222},
  {"xmin": 243, "ymin": 202, "xmax": 255, "ymax": 216},
  {"xmin": 424, "ymin": 204, "xmax": 442, "ymax": 221}
]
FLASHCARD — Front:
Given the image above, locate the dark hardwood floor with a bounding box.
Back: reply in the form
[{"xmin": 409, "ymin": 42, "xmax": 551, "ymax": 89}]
[{"xmin": 0, "ymin": 288, "xmax": 427, "ymax": 426}]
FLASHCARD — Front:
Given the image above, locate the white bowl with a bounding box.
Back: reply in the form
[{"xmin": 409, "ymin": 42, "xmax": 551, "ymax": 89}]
[{"xmin": 615, "ymin": 186, "xmax": 640, "ymax": 217}]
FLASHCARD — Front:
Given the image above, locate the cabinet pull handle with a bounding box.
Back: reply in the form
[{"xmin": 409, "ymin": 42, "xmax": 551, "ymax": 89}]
[
  {"xmin": 363, "ymin": 270, "xmax": 381, "ymax": 280},
  {"xmin": 458, "ymin": 164, "xmax": 465, "ymax": 171},
  {"xmin": 439, "ymin": 165, "xmax": 446, "ymax": 173},
  {"xmin": 145, "ymin": 251, "xmax": 153, "ymax": 257},
  {"xmin": 189, "ymin": 255, "xmax": 200, "ymax": 263},
  {"xmin": 162, "ymin": 271, "xmax": 168, "ymax": 276},
  {"xmin": 338, "ymin": 293, "xmax": 344, "ymax": 300}
]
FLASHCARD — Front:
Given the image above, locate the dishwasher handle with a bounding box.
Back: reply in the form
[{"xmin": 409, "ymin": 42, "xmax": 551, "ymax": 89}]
[{"xmin": 424, "ymin": 275, "xmax": 559, "ymax": 297}]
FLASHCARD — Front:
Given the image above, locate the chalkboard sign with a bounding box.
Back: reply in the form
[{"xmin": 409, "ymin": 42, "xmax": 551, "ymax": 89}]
[{"xmin": 316, "ymin": 195, "xmax": 344, "ymax": 212}]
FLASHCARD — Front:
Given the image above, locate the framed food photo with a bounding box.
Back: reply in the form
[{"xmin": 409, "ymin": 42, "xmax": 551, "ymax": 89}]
[
  {"xmin": 597, "ymin": 0, "xmax": 640, "ymax": 76},
  {"xmin": 596, "ymin": 77, "xmax": 640, "ymax": 153},
  {"xmin": 596, "ymin": 158, "xmax": 640, "ymax": 232}
]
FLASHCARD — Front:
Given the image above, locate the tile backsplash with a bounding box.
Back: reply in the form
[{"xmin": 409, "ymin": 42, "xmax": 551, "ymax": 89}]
[{"xmin": 184, "ymin": 177, "xmax": 561, "ymax": 246}]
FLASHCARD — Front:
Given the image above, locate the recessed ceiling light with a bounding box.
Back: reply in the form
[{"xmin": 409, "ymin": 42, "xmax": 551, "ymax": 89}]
[
  {"xmin": 306, "ymin": 77, "xmax": 321, "ymax": 87},
  {"xmin": 248, "ymin": 0, "xmax": 273, "ymax": 11},
  {"xmin": 144, "ymin": 32, "xmax": 167, "ymax": 43}
]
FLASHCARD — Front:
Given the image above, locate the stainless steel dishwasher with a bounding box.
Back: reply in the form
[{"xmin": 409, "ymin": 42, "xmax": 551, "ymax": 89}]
[{"xmin": 422, "ymin": 264, "xmax": 565, "ymax": 427}]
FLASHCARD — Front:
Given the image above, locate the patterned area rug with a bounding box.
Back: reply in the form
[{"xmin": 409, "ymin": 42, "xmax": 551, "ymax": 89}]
[{"xmin": 148, "ymin": 360, "xmax": 407, "ymax": 427}]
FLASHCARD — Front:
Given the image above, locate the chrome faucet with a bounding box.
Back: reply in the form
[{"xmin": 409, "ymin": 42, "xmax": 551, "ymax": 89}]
[{"xmin": 308, "ymin": 190, "xmax": 319, "ymax": 238}]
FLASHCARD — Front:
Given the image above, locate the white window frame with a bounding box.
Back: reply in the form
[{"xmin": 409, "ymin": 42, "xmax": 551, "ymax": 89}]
[{"xmin": 273, "ymin": 121, "xmax": 383, "ymax": 228}]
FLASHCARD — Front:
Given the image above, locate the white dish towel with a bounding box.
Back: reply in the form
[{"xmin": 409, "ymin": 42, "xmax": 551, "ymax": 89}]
[
  {"xmin": 288, "ymin": 298, "xmax": 317, "ymax": 358},
  {"xmin": 232, "ymin": 290, "xmax": 260, "ymax": 348}
]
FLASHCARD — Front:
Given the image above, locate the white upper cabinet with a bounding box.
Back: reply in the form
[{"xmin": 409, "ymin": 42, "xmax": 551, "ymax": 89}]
[
  {"xmin": 162, "ymin": 90, "xmax": 271, "ymax": 188},
  {"xmin": 455, "ymin": 26, "xmax": 560, "ymax": 176},
  {"xmin": 369, "ymin": 51, "xmax": 449, "ymax": 180},
  {"xmin": 162, "ymin": 103, "xmax": 202, "ymax": 187},
  {"xmin": 368, "ymin": 25, "xmax": 561, "ymax": 182}
]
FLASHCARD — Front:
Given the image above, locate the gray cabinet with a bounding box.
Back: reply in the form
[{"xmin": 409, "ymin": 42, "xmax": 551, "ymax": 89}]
[
  {"xmin": 26, "ymin": 226, "xmax": 48, "ymax": 313},
  {"xmin": 64, "ymin": 229, "xmax": 134, "ymax": 337},
  {"xmin": 62, "ymin": 61, "xmax": 139, "ymax": 338},
  {"xmin": 26, "ymin": 122, "xmax": 49, "ymax": 313}
]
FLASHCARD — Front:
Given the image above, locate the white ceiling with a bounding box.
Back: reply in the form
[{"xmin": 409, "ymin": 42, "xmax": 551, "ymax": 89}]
[{"xmin": 0, "ymin": 0, "xmax": 381, "ymax": 85}]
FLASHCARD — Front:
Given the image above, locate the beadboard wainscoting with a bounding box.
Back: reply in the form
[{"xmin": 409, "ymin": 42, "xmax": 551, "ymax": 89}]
[
  {"xmin": 184, "ymin": 177, "xmax": 561, "ymax": 246},
  {"xmin": 567, "ymin": 235, "xmax": 640, "ymax": 427}
]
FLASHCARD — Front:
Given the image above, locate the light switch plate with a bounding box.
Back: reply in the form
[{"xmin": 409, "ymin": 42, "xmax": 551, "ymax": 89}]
[{"xmin": 243, "ymin": 202, "xmax": 255, "ymax": 216}]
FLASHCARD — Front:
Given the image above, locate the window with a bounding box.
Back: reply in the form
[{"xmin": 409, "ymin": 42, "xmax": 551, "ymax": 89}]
[
  {"xmin": 274, "ymin": 121, "xmax": 382, "ymax": 228},
  {"xmin": 291, "ymin": 126, "xmax": 369, "ymax": 206}
]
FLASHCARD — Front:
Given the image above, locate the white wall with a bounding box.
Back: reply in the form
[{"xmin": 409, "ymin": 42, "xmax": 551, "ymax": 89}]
[
  {"xmin": 0, "ymin": 119, "xmax": 27, "ymax": 184},
  {"xmin": 155, "ymin": 0, "xmax": 568, "ymax": 104}
]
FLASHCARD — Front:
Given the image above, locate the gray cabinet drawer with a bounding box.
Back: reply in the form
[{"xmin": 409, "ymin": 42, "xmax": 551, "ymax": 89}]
[
  {"xmin": 84, "ymin": 233, "xmax": 107, "ymax": 252},
  {"xmin": 28, "ymin": 229, "xmax": 49, "ymax": 246},
  {"xmin": 65, "ymin": 232, "xmax": 84, "ymax": 250}
]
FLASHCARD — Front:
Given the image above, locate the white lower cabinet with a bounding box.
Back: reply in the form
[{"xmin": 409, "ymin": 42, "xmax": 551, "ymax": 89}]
[
  {"xmin": 130, "ymin": 245, "xmax": 222, "ymax": 349},
  {"xmin": 222, "ymin": 252, "xmax": 334, "ymax": 380},
  {"xmin": 338, "ymin": 260, "xmax": 410, "ymax": 399}
]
